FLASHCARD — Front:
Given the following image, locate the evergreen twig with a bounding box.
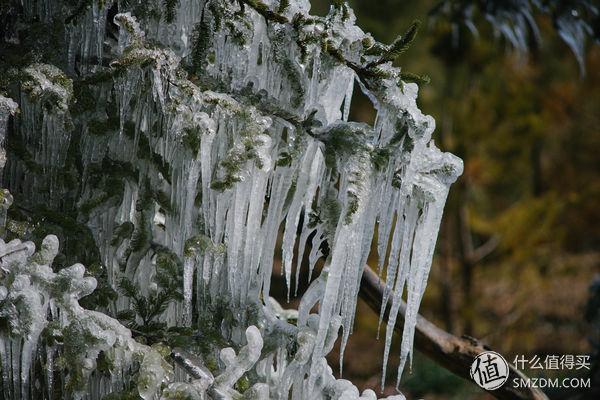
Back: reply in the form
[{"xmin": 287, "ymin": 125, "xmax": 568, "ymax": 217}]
[{"xmin": 380, "ymin": 20, "xmax": 420, "ymax": 63}]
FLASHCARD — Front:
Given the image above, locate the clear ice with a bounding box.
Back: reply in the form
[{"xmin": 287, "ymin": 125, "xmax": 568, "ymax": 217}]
[{"xmin": 0, "ymin": 0, "xmax": 462, "ymax": 399}]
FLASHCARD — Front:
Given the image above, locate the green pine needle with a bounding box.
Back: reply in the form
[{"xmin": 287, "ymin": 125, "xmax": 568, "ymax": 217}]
[
  {"xmin": 163, "ymin": 0, "xmax": 180, "ymax": 23},
  {"xmin": 381, "ymin": 19, "xmax": 420, "ymax": 62},
  {"xmin": 400, "ymin": 72, "xmax": 430, "ymax": 85},
  {"xmin": 277, "ymin": 0, "xmax": 290, "ymax": 14}
]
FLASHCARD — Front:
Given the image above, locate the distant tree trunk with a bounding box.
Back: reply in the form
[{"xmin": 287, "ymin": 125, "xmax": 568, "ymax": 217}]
[
  {"xmin": 459, "ymin": 191, "xmax": 476, "ymax": 334},
  {"xmin": 440, "ymin": 217, "xmax": 456, "ymax": 333}
]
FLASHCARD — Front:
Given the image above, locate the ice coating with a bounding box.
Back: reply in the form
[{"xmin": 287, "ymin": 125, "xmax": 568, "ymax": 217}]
[
  {"xmin": 0, "ymin": 0, "xmax": 463, "ymax": 398},
  {"xmin": 0, "ymin": 235, "xmax": 172, "ymax": 400},
  {"xmin": 0, "ymin": 95, "xmax": 18, "ymax": 156},
  {"xmin": 0, "ymin": 96, "xmax": 17, "ymax": 234}
]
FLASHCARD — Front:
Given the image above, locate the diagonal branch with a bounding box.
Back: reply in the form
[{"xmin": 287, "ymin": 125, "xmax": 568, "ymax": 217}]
[
  {"xmin": 470, "ymin": 235, "xmax": 499, "ymax": 264},
  {"xmin": 359, "ymin": 265, "xmax": 549, "ymax": 400}
]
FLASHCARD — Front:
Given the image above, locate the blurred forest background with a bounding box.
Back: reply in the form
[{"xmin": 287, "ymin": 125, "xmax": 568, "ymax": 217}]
[{"xmin": 269, "ymin": 1, "xmax": 600, "ymax": 399}]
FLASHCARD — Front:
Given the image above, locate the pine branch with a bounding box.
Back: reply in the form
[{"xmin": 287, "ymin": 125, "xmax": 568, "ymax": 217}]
[
  {"xmin": 241, "ymin": 0, "xmax": 289, "ymax": 24},
  {"xmin": 365, "ymin": 19, "xmax": 420, "ymax": 69},
  {"xmin": 239, "ymin": 0, "xmax": 429, "ymax": 89},
  {"xmin": 383, "ymin": 20, "xmax": 420, "ymax": 62},
  {"xmin": 399, "ymin": 72, "xmax": 430, "ymax": 85},
  {"xmin": 277, "ymin": 0, "xmax": 290, "ymax": 14},
  {"xmin": 163, "ymin": 0, "xmax": 180, "ymax": 23}
]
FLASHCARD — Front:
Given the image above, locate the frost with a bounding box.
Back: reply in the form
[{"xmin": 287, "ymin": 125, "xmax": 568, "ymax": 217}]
[
  {"xmin": 20, "ymin": 64, "xmax": 73, "ymax": 112},
  {"xmin": 1, "ymin": 0, "xmax": 463, "ymax": 398}
]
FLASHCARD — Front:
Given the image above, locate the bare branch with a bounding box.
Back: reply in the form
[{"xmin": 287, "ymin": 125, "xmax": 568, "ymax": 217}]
[
  {"xmin": 359, "ymin": 265, "xmax": 549, "ymax": 400},
  {"xmin": 470, "ymin": 235, "xmax": 500, "ymax": 264}
]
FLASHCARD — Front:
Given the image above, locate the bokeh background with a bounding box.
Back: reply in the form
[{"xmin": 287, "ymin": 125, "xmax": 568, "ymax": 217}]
[{"xmin": 270, "ymin": 1, "xmax": 600, "ymax": 399}]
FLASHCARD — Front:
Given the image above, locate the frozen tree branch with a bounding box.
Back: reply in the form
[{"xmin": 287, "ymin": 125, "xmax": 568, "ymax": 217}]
[
  {"xmin": 1, "ymin": 0, "xmax": 462, "ymax": 398},
  {"xmin": 171, "ymin": 348, "xmax": 214, "ymax": 381}
]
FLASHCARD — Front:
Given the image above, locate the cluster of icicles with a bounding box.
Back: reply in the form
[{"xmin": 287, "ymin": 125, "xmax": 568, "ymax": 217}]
[{"xmin": 0, "ymin": 0, "xmax": 462, "ymax": 399}]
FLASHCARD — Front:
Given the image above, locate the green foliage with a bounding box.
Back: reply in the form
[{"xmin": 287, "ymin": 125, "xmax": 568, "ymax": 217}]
[
  {"xmin": 210, "ymin": 118, "xmax": 270, "ymax": 191},
  {"xmin": 116, "ymin": 246, "xmax": 192, "ymax": 347},
  {"xmin": 100, "ymin": 378, "xmax": 143, "ymax": 400},
  {"xmin": 192, "ymin": 297, "xmax": 267, "ymax": 371},
  {"xmin": 4, "ymin": 132, "xmax": 43, "ymax": 174},
  {"xmin": 61, "ymin": 320, "xmax": 102, "ymax": 393},
  {"xmin": 399, "ymin": 72, "xmax": 430, "ymax": 85},
  {"xmin": 277, "ymin": 0, "xmax": 290, "ymax": 14},
  {"xmin": 78, "ymin": 156, "xmax": 138, "ymax": 218},
  {"xmin": 87, "ymin": 116, "xmax": 120, "ymax": 136},
  {"xmin": 271, "ymin": 30, "xmax": 305, "ymax": 107},
  {"xmin": 243, "ymin": 0, "xmax": 288, "ymax": 24},
  {"xmin": 332, "ymin": 0, "xmax": 350, "ymax": 21},
  {"xmin": 276, "ymin": 151, "xmax": 293, "ymax": 167},
  {"xmin": 111, "ymin": 222, "xmax": 135, "ymax": 247},
  {"xmin": 380, "ymin": 20, "xmax": 420, "ymax": 63},
  {"xmin": 163, "ymin": 0, "xmax": 180, "ymax": 23},
  {"xmin": 310, "ymin": 193, "xmax": 342, "ymax": 239},
  {"xmin": 6, "ymin": 201, "xmax": 101, "ymax": 271},
  {"xmin": 122, "ymin": 124, "xmax": 173, "ymax": 184},
  {"xmin": 234, "ymin": 375, "xmax": 251, "ymax": 393},
  {"xmin": 79, "ymin": 262, "xmax": 118, "ymax": 310},
  {"xmin": 344, "ymin": 193, "xmax": 359, "ymax": 224},
  {"xmin": 184, "ymin": 234, "xmax": 224, "ymax": 257},
  {"xmin": 182, "ymin": 127, "xmax": 201, "ymax": 157}
]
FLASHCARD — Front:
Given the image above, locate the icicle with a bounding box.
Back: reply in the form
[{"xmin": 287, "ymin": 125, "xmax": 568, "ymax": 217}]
[
  {"xmin": 0, "ymin": 95, "xmax": 18, "ymax": 175},
  {"xmin": 282, "ymin": 141, "xmax": 320, "ymax": 299},
  {"xmin": 182, "ymin": 256, "xmax": 194, "ymax": 326}
]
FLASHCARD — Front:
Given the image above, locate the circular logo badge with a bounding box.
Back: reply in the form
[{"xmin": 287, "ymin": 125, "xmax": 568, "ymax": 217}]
[{"xmin": 470, "ymin": 351, "xmax": 509, "ymax": 390}]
